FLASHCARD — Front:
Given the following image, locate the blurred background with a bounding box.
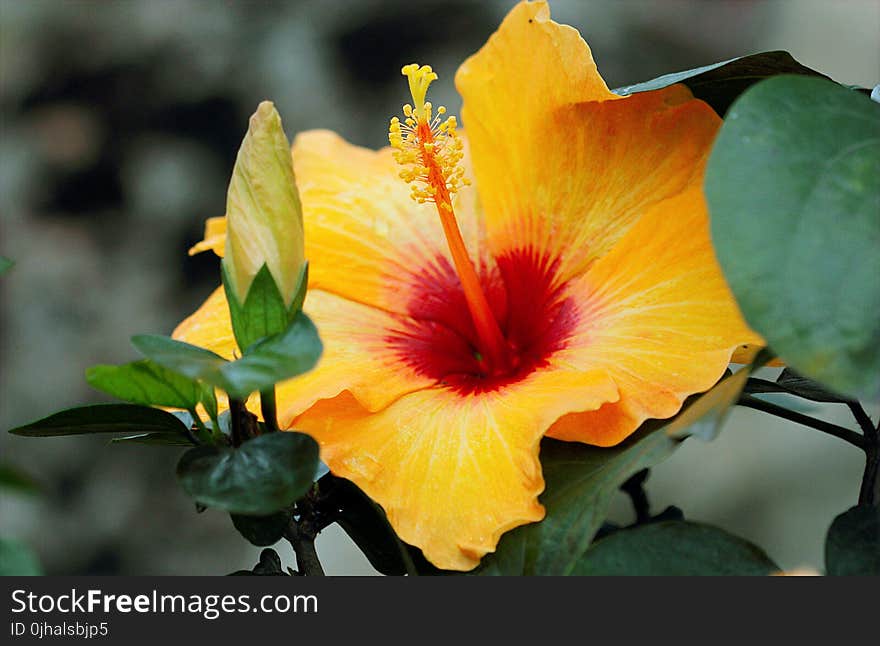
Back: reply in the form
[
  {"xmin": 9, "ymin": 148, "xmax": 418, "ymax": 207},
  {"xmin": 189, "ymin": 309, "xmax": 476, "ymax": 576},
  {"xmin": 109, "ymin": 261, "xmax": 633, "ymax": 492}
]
[{"xmin": 1, "ymin": 0, "xmax": 878, "ymax": 575}]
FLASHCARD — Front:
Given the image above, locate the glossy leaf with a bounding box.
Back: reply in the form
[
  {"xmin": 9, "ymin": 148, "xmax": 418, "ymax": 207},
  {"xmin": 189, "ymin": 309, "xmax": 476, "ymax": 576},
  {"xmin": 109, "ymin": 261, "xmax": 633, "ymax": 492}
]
[
  {"xmin": 706, "ymin": 76, "xmax": 880, "ymax": 402},
  {"xmin": 176, "ymin": 431, "xmax": 319, "ymax": 515},
  {"xmin": 825, "ymin": 505, "xmax": 880, "ymax": 576},
  {"xmin": 573, "ymin": 521, "xmax": 779, "ymax": 575},
  {"xmin": 133, "ymin": 312, "xmax": 321, "ymax": 399},
  {"xmin": 110, "ymin": 432, "xmax": 196, "ymax": 446},
  {"xmin": 615, "ymin": 50, "xmax": 826, "ymax": 115},
  {"xmin": 231, "ymin": 512, "xmax": 289, "ymax": 547},
  {"xmin": 87, "ymin": 359, "xmax": 216, "ymax": 413},
  {"xmin": 9, "ymin": 404, "xmax": 188, "ymax": 437}
]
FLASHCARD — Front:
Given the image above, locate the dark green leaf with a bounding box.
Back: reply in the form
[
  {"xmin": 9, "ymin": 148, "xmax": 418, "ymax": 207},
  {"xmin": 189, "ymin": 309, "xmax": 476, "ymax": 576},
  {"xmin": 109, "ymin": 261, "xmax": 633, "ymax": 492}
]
[
  {"xmin": 87, "ymin": 359, "xmax": 209, "ymax": 410},
  {"xmin": 133, "ymin": 312, "xmax": 321, "ymax": 399},
  {"xmin": 825, "ymin": 505, "xmax": 880, "ymax": 576},
  {"xmin": 706, "ymin": 76, "xmax": 880, "ymax": 402},
  {"xmin": 229, "ymin": 548, "xmax": 288, "ymax": 576},
  {"xmin": 615, "ymin": 51, "xmax": 827, "ymax": 116},
  {"xmin": 0, "ymin": 256, "xmax": 13, "ymax": 276},
  {"xmin": 176, "ymin": 431, "xmax": 319, "ymax": 515},
  {"xmin": 8, "ymin": 404, "xmax": 188, "ymax": 437},
  {"xmin": 0, "ymin": 464, "xmax": 41, "ymax": 494},
  {"xmin": 231, "ymin": 512, "xmax": 289, "ymax": 547},
  {"xmin": 110, "ymin": 432, "xmax": 196, "ymax": 446},
  {"xmin": 0, "ymin": 538, "xmax": 42, "ymax": 575},
  {"xmin": 130, "ymin": 334, "xmax": 230, "ymax": 385},
  {"xmin": 224, "ymin": 263, "xmax": 290, "ymax": 352},
  {"xmin": 573, "ymin": 521, "xmax": 779, "ymax": 575}
]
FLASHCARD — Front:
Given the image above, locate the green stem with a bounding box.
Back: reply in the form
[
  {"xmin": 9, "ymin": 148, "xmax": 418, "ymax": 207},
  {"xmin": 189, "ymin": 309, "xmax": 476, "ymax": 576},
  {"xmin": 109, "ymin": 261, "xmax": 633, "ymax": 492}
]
[
  {"xmin": 737, "ymin": 395, "xmax": 866, "ymax": 448},
  {"xmin": 261, "ymin": 388, "xmax": 279, "ymax": 433}
]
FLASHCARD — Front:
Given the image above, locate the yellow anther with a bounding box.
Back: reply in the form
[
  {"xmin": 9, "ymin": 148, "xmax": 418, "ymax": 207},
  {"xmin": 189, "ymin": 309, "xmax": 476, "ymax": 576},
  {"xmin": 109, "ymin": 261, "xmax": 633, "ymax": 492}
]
[{"xmin": 389, "ymin": 62, "xmax": 468, "ymax": 204}]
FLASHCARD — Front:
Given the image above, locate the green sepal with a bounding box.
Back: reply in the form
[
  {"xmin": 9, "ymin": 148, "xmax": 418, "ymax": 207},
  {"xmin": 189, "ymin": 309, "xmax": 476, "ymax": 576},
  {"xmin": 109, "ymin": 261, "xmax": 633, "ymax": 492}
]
[{"xmin": 176, "ymin": 431, "xmax": 319, "ymax": 515}]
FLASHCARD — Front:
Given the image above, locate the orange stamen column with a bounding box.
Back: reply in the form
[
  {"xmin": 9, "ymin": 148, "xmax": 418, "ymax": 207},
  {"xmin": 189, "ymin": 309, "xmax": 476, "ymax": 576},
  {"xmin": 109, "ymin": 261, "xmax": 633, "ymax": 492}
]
[{"xmin": 390, "ymin": 64, "xmax": 510, "ymax": 375}]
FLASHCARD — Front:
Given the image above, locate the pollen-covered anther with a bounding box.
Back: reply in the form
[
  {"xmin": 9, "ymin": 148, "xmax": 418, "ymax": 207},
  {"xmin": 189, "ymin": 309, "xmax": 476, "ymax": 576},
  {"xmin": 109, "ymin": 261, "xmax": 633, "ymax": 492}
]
[{"xmin": 388, "ymin": 63, "xmax": 470, "ymax": 204}]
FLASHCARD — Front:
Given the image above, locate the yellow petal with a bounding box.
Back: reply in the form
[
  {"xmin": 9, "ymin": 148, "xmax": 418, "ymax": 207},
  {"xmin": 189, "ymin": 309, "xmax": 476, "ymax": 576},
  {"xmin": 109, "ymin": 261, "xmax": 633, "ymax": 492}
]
[
  {"xmin": 188, "ymin": 216, "xmax": 226, "ymax": 257},
  {"xmin": 173, "ymin": 286, "xmax": 438, "ymax": 419},
  {"xmin": 547, "ymin": 188, "xmax": 763, "ymax": 446},
  {"xmin": 296, "ymin": 366, "xmax": 617, "ymax": 571},
  {"xmin": 292, "ymin": 129, "xmax": 485, "ymax": 313}
]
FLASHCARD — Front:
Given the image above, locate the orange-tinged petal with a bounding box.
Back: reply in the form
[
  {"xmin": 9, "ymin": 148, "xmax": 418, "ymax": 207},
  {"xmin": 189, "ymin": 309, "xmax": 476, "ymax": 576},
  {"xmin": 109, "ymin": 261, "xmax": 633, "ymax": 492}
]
[
  {"xmin": 188, "ymin": 216, "xmax": 226, "ymax": 257},
  {"xmin": 457, "ymin": 2, "xmax": 721, "ymax": 282},
  {"xmin": 296, "ymin": 366, "xmax": 617, "ymax": 571},
  {"xmin": 172, "ymin": 287, "xmax": 437, "ymax": 418},
  {"xmin": 293, "ymin": 129, "xmax": 485, "ymax": 313},
  {"xmin": 485, "ymin": 87, "xmax": 720, "ymax": 282},
  {"xmin": 547, "ymin": 188, "xmax": 763, "ymax": 446}
]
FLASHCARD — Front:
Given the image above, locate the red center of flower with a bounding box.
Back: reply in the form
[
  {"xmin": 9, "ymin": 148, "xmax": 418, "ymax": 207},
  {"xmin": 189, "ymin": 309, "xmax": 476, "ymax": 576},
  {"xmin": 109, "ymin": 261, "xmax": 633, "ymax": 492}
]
[{"xmin": 387, "ymin": 248, "xmax": 579, "ymax": 394}]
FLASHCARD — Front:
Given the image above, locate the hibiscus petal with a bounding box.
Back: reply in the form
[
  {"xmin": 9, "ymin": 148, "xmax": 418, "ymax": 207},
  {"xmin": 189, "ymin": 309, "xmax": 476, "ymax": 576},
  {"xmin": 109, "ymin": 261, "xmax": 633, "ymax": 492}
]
[
  {"xmin": 295, "ymin": 366, "xmax": 617, "ymax": 571},
  {"xmin": 547, "ymin": 188, "xmax": 764, "ymax": 446},
  {"xmin": 172, "ymin": 287, "xmax": 437, "ymax": 418},
  {"xmin": 456, "ymin": 1, "xmax": 721, "ymax": 282}
]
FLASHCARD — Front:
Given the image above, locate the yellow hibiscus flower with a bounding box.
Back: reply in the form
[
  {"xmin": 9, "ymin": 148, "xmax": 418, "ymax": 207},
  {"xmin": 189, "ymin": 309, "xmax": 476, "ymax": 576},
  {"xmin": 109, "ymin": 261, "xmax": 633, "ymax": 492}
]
[{"xmin": 174, "ymin": 1, "xmax": 761, "ymax": 571}]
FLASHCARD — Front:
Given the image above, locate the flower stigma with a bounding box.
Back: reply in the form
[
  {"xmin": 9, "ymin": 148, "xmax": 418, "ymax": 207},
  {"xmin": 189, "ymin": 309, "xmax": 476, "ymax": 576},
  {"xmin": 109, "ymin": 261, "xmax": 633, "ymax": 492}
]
[{"xmin": 389, "ymin": 63, "xmax": 512, "ymax": 376}]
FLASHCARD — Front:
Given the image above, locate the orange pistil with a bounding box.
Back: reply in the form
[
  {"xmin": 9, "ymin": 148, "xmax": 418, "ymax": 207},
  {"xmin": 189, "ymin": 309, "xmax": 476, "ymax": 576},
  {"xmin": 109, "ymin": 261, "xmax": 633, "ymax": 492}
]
[{"xmin": 389, "ymin": 64, "xmax": 511, "ymax": 375}]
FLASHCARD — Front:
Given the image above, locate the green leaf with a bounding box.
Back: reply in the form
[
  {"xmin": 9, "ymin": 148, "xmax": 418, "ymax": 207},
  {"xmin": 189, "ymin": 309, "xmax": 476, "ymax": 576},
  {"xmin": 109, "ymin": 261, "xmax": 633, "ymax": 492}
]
[
  {"xmin": 229, "ymin": 548, "xmax": 288, "ymax": 576},
  {"xmin": 132, "ymin": 312, "xmax": 321, "ymax": 399},
  {"xmin": 8, "ymin": 404, "xmax": 188, "ymax": 437},
  {"xmin": 176, "ymin": 432, "xmax": 319, "ymax": 515},
  {"xmin": 224, "ymin": 263, "xmax": 289, "ymax": 352},
  {"xmin": 572, "ymin": 521, "xmax": 779, "ymax": 575},
  {"xmin": 110, "ymin": 432, "xmax": 196, "ymax": 446},
  {"xmin": 0, "ymin": 256, "xmax": 13, "ymax": 276},
  {"xmin": 0, "ymin": 464, "xmax": 41, "ymax": 494},
  {"xmin": 0, "ymin": 538, "xmax": 42, "ymax": 575},
  {"xmin": 706, "ymin": 76, "xmax": 880, "ymax": 402},
  {"xmin": 87, "ymin": 359, "xmax": 216, "ymax": 413},
  {"xmin": 231, "ymin": 512, "xmax": 289, "ymax": 547},
  {"xmin": 825, "ymin": 505, "xmax": 880, "ymax": 575},
  {"xmin": 220, "ymin": 311, "xmax": 322, "ymax": 397},
  {"xmin": 615, "ymin": 51, "xmax": 827, "ymax": 115}
]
